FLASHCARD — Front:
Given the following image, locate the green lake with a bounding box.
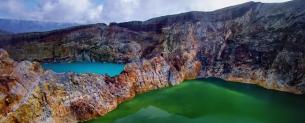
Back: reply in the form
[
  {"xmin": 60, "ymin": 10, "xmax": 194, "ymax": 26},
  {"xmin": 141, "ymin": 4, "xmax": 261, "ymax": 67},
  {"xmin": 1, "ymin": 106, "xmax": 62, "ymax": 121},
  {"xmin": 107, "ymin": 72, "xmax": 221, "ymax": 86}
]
[
  {"xmin": 42, "ymin": 63, "xmax": 305, "ymax": 123},
  {"xmin": 86, "ymin": 78, "xmax": 305, "ymax": 123}
]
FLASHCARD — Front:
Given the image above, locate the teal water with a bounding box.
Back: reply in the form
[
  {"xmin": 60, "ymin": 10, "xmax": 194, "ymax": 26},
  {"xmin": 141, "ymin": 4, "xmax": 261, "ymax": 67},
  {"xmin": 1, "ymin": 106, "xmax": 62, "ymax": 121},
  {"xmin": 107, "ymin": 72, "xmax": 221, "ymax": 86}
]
[
  {"xmin": 42, "ymin": 62, "xmax": 124, "ymax": 77},
  {"xmin": 87, "ymin": 78, "xmax": 305, "ymax": 123}
]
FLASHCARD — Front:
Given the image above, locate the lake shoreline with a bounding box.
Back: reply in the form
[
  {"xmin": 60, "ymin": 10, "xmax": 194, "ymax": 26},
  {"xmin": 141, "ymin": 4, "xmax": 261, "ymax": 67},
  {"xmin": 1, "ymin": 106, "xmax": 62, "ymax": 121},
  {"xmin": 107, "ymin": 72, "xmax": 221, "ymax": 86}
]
[{"xmin": 86, "ymin": 79, "xmax": 305, "ymax": 123}]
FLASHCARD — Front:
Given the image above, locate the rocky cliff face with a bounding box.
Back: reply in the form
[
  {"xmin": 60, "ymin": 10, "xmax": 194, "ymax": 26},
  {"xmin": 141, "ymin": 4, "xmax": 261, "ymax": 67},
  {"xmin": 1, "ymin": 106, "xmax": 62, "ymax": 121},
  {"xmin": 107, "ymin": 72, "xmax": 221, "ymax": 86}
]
[
  {"xmin": 0, "ymin": 24, "xmax": 160, "ymax": 63},
  {"xmin": 0, "ymin": 49, "xmax": 200, "ymax": 122},
  {"xmin": 2, "ymin": 1, "xmax": 303, "ymax": 93},
  {"xmin": 0, "ymin": 0, "xmax": 305, "ymax": 122}
]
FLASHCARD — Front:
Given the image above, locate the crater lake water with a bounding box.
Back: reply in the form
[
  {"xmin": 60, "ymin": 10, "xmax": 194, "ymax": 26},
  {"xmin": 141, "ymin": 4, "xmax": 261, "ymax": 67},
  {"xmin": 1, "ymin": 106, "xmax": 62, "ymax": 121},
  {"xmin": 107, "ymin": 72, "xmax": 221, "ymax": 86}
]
[
  {"xmin": 42, "ymin": 62, "xmax": 124, "ymax": 77},
  {"xmin": 86, "ymin": 78, "xmax": 305, "ymax": 123},
  {"xmin": 42, "ymin": 63, "xmax": 305, "ymax": 123}
]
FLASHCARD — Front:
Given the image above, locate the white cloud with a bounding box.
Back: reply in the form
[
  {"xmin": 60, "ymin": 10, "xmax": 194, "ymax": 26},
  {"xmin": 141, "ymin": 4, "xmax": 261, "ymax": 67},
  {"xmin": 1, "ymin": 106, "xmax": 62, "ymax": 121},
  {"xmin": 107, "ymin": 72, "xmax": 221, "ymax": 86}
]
[
  {"xmin": 101, "ymin": 0, "xmax": 250, "ymax": 23},
  {"xmin": 37, "ymin": 0, "xmax": 103, "ymax": 23},
  {"xmin": 100, "ymin": 0, "xmax": 290, "ymax": 23},
  {"xmin": 0, "ymin": 0, "xmax": 291, "ymax": 23},
  {"xmin": 0, "ymin": 0, "xmax": 32, "ymax": 20},
  {"xmin": 0, "ymin": 0, "xmax": 103, "ymax": 23}
]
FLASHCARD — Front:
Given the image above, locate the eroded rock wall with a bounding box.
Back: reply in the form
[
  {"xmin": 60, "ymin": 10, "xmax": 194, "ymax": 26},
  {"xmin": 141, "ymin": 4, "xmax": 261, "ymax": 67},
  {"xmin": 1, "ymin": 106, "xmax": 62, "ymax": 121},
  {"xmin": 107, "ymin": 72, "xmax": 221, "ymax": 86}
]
[
  {"xmin": 0, "ymin": 0, "xmax": 305, "ymax": 122},
  {"xmin": 0, "ymin": 1, "xmax": 304, "ymax": 93},
  {"xmin": 0, "ymin": 49, "xmax": 201, "ymax": 123}
]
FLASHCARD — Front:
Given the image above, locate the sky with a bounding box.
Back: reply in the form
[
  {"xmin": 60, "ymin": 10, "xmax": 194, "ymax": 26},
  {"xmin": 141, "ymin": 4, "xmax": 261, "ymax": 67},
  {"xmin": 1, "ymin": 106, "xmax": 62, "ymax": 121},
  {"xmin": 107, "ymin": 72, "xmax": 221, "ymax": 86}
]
[{"xmin": 0, "ymin": 0, "xmax": 290, "ymax": 24}]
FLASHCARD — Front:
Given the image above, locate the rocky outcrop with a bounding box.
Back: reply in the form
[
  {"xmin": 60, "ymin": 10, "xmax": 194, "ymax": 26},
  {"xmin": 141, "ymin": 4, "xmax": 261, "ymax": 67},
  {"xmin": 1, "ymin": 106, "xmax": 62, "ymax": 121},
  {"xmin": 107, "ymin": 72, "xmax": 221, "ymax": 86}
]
[
  {"xmin": 0, "ymin": 49, "xmax": 201, "ymax": 122},
  {"xmin": 0, "ymin": 0, "xmax": 305, "ymax": 122},
  {"xmin": 0, "ymin": 24, "xmax": 159, "ymax": 63}
]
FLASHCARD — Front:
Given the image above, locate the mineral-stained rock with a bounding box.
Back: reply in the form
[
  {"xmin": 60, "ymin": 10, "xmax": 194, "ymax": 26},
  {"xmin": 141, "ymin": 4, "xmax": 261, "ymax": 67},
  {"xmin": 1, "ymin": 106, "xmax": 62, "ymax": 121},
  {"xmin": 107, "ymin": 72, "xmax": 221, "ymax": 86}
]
[
  {"xmin": 0, "ymin": 0, "xmax": 305, "ymax": 122},
  {"xmin": 0, "ymin": 49, "xmax": 200, "ymax": 122}
]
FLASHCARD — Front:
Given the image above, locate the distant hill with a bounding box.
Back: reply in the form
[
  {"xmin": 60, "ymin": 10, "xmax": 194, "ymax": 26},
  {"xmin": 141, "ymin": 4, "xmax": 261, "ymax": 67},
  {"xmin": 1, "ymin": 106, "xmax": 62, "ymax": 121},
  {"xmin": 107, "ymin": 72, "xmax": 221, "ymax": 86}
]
[
  {"xmin": 0, "ymin": 18, "xmax": 78, "ymax": 33},
  {"xmin": 0, "ymin": 29, "xmax": 10, "ymax": 35}
]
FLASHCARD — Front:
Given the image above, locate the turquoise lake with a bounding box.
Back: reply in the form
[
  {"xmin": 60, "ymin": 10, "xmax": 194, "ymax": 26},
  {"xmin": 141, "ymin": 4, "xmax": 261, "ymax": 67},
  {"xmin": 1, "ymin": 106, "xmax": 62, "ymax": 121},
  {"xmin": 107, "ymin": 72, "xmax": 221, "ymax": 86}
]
[{"xmin": 42, "ymin": 62, "xmax": 124, "ymax": 76}]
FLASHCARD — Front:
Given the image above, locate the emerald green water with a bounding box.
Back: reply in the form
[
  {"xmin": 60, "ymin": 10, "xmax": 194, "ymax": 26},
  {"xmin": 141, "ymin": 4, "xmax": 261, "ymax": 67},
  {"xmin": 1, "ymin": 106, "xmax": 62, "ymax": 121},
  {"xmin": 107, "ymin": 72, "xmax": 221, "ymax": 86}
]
[
  {"xmin": 42, "ymin": 62, "xmax": 124, "ymax": 77},
  {"xmin": 42, "ymin": 63, "xmax": 305, "ymax": 123},
  {"xmin": 87, "ymin": 78, "xmax": 305, "ymax": 123}
]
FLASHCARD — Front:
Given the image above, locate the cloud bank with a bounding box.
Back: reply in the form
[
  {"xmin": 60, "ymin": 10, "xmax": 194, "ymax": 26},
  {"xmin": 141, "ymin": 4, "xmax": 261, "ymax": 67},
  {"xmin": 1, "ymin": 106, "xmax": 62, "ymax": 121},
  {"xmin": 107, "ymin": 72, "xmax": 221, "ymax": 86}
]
[{"xmin": 0, "ymin": 0, "xmax": 290, "ymax": 24}]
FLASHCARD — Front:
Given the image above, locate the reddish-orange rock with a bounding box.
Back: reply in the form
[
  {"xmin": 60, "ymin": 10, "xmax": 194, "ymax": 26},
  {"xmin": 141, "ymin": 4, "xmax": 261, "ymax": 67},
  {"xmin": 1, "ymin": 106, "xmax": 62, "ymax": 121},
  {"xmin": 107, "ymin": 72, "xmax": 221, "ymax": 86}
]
[
  {"xmin": 1, "ymin": 0, "xmax": 305, "ymax": 122},
  {"xmin": 0, "ymin": 49, "xmax": 201, "ymax": 123}
]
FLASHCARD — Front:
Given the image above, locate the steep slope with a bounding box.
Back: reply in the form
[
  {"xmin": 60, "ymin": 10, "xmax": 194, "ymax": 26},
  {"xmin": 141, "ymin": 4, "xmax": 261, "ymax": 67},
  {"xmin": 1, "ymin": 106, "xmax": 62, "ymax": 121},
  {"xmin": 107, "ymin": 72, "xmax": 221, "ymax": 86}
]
[
  {"xmin": 0, "ymin": 0, "xmax": 305, "ymax": 122},
  {"xmin": 0, "ymin": 48, "xmax": 200, "ymax": 122},
  {"xmin": 0, "ymin": 18, "xmax": 77, "ymax": 33},
  {"xmin": 0, "ymin": 23, "xmax": 161, "ymax": 63},
  {"xmin": 0, "ymin": 0, "xmax": 304, "ymax": 93}
]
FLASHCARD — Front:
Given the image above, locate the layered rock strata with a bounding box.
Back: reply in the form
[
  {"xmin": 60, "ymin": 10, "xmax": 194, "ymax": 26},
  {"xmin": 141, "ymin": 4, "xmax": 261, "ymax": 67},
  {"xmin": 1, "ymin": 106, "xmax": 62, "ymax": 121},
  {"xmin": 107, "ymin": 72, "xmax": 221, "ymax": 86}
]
[
  {"xmin": 0, "ymin": 49, "xmax": 201, "ymax": 122},
  {"xmin": 0, "ymin": 0, "xmax": 305, "ymax": 122},
  {"xmin": 0, "ymin": 1, "xmax": 304, "ymax": 94}
]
